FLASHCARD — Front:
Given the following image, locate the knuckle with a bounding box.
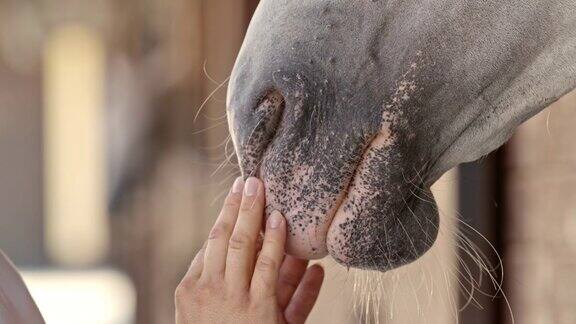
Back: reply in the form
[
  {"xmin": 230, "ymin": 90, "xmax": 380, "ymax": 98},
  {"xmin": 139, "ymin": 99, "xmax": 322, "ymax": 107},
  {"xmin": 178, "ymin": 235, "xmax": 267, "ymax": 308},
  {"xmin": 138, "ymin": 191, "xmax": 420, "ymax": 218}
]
[
  {"xmin": 195, "ymin": 279, "xmax": 214, "ymax": 292},
  {"xmin": 263, "ymin": 237, "xmax": 280, "ymax": 248},
  {"xmin": 174, "ymin": 285, "xmax": 187, "ymax": 301},
  {"xmin": 239, "ymin": 204, "xmax": 251, "ymax": 213},
  {"xmin": 189, "ymin": 290, "xmax": 209, "ymax": 308},
  {"xmin": 279, "ymin": 273, "xmax": 300, "ymax": 289},
  {"xmin": 175, "ymin": 277, "xmax": 227, "ymax": 309},
  {"xmin": 228, "ymin": 232, "xmax": 252, "ymax": 251},
  {"xmin": 256, "ymin": 254, "xmax": 278, "ymax": 272},
  {"xmin": 250, "ymin": 283, "xmax": 275, "ymax": 302},
  {"xmin": 175, "ymin": 277, "xmax": 195, "ymax": 300},
  {"xmin": 248, "ymin": 300, "xmax": 266, "ymax": 313},
  {"xmin": 194, "ymin": 278, "xmax": 221, "ymax": 297},
  {"xmin": 240, "ymin": 199, "xmax": 258, "ymax": 212},
  {"xmin": 208, "ymin": 222, "xmax": 232, "ymax": 240},
  {"xmin": 222, "ymin": 195, "xmax": 241, "ymax": 208},
  {"xmin": 225, "ymin": 287, "xmax": 249, "ymax": 305}
]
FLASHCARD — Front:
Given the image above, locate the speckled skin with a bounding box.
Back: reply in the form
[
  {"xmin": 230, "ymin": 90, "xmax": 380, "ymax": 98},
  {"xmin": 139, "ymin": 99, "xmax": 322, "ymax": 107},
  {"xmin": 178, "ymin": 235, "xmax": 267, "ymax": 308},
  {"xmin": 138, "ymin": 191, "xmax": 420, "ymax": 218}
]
[{"xmin": 226, "ymin": 0, "xmax": 576, "ymax": 271}]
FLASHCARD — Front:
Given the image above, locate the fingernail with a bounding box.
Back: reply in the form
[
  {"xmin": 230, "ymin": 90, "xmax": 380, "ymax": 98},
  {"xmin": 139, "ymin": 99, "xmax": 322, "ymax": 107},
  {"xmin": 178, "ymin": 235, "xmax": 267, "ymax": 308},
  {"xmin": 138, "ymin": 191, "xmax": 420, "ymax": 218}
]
[
  {"xmin": 244, "ymin": 177, "xmax": 259, "ymax": 196},
  {"xmin": 268, "ymin": 211, "xmax": 283, "ymax": 229},
  {"xmin": 231, "ymin": 177, "xmax": 244, "ymax": 194}
]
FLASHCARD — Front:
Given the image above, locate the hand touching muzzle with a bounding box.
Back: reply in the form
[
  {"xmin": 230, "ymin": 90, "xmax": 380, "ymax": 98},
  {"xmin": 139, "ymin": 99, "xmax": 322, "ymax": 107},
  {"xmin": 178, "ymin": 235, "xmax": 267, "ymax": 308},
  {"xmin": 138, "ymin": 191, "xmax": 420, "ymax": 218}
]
[{"xmin": 175, "ymin": 177, "xmax": 325, "ymax": 324}]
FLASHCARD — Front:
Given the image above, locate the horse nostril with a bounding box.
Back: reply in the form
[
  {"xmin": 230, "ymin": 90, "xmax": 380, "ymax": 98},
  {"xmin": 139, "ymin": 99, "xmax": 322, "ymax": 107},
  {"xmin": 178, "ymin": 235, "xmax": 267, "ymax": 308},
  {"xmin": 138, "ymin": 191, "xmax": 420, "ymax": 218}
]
[
  {"xmin": 255, "ymin": 90, "xmax": 284, "ymax": 113},
  {"xmin": 252, "ymin": 89, "xmax": 285, "ymax": 148},
  {"xmin": 254, "ymin": 90, "xmax": 285, "ymax": 133},
  {"xmin": 238, "ymin": 90, "xmax": 286, "ymax": 177}
]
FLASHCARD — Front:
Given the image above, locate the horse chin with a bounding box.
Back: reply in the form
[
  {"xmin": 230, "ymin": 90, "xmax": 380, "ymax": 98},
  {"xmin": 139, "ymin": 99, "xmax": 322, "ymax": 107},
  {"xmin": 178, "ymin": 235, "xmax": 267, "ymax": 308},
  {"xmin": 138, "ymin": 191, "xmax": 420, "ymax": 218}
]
[{"xmin": 326, "ymin": 189, "xmax": 440, "ymax": 272}]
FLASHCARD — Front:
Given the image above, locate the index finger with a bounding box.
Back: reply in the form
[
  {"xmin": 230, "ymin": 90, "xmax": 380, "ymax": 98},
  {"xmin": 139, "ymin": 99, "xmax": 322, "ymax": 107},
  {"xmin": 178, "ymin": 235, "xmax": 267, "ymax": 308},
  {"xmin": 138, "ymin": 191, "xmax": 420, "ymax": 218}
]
[{"xmin": 225, "ymin": 177, "xmax": 266, "ymax": 291}]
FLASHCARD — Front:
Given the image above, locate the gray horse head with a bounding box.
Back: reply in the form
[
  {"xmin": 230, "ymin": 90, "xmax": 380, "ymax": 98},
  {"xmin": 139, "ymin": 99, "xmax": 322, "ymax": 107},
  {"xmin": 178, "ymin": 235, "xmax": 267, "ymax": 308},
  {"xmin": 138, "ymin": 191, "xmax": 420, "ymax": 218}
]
[{"xmin": 226, "ymin": 0, "xmax": 576, "ymax": 271}]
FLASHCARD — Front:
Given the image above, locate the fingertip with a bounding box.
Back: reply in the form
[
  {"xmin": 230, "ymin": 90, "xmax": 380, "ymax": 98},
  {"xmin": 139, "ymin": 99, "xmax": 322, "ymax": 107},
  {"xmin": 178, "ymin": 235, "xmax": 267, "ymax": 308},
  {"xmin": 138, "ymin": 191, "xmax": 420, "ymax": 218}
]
[
  {"xmin": 305, "ymin": 264, "xmax": 325, "ymax": 287},
  {"xmin": 264, "ymin": 211, "xmax": 287, "ymax": 251},
  {"xmin": 267, "ymin": 210, "xmax": 285, "ymax": 230},
  {"xmin": 263, "ymin": 211, "xmax": 287, "ymax": 251},
  {"xmin": 231, "ymin": 176, "xmax": 244, "ymax": 195},
  {"xmin": 240, "ymin": 177, "xmax": 265, "ymax": 211},
  {"xmin": 244, "ymin": 177, "xmax": 261, "ymax": 197},
  {"xmin": 309, "ymin": 263, "xmax": 324, "ymax": 275}
]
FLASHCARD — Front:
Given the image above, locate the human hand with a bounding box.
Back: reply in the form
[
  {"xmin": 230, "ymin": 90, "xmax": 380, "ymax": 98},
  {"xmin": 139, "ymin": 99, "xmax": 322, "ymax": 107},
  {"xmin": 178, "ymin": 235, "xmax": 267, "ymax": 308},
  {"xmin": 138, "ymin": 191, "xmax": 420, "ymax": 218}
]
[{"xmin": 175, "ymin": 177, "xmax": 325, "ymax": 324}]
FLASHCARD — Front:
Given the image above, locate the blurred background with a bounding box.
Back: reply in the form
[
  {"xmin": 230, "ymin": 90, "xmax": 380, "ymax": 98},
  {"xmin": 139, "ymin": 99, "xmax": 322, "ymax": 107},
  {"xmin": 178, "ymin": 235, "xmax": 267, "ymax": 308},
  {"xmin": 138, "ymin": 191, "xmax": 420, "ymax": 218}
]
[{"xmin": 0, "ymin": 1, "xmax": 574, "ymax": 323}]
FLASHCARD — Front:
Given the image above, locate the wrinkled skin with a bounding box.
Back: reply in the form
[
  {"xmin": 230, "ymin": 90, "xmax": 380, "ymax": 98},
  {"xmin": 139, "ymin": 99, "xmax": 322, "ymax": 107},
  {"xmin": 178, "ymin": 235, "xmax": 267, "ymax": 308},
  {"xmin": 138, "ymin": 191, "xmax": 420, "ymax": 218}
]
[{"xmin": 227, "ymin": 0, "xmax": 576, "ymax": 271}]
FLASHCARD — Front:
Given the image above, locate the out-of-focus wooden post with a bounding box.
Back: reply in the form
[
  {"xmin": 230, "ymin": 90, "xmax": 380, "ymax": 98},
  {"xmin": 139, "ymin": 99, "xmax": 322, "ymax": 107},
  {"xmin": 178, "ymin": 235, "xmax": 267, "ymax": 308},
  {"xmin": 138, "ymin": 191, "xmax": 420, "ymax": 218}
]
[
  {"xmin": 109, "ymin": 1, "xmax": 252, "ymax": 323},
  {"xmin": 458, "ymin": 152, "xmax": 506, "ymax": 324},
  {"xmin": 505, "ymin": 90, "xmax": 576, "ymax": 324}
]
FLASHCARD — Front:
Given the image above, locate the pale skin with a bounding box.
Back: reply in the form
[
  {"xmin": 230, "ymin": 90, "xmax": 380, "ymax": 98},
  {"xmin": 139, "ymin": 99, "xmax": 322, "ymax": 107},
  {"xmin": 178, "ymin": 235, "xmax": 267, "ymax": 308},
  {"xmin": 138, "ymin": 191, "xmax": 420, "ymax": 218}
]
[{"xmin": 175, "ymin": 177, "xmax": 325, "ymax": 324}]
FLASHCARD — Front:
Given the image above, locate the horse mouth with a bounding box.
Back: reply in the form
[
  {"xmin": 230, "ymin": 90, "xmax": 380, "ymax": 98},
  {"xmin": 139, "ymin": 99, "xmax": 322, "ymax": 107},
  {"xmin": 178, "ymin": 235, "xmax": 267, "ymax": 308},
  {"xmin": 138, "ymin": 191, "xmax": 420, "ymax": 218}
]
[
  {"xmin": 259, "ymin": 147, "xmax": 438, "ymax": 272},
  {"xmin": 258, "ymin": 125, "xmax": 396, "ymax": 260},
  {"xmin": 241, "ymin": 90, "xmax": 391, "ymax": 257},
  {"xmin": 237, "ymin": 91, "xmax": 438, "ymax": 270}
]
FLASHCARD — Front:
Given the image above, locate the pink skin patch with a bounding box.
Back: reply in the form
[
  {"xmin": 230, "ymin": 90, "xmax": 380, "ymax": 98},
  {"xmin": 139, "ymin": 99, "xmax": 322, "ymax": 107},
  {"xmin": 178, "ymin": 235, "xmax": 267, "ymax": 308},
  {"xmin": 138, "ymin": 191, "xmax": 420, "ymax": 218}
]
[
  {"xmin": 263, "ymin": 163, "xmax": 345, "ymax": 259},
  {"xmin": 327, "ymin": 120, "xmax": 395, "ymax": 263}
]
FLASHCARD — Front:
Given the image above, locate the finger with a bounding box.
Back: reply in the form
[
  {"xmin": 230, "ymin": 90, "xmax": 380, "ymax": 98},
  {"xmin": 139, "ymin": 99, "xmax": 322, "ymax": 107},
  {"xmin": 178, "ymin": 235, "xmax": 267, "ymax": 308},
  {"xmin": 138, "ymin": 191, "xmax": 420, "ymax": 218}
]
[
  {"xmin": 250, "ymin": 211, "xmax": 287, "ymax": 299},
  {"xmin": 277, "ymin": 256, "xmax": 309, "ymax": 310},
  {"xmin": 185, "ymin": 241, "xmax": 207, "ymax": 279},
  {"xmin": 225, "ymin": 177, "xmax": 266, "ymax": 291},
  {"xmin": 284, "ymin": 264, "xmax": 325, "ymax": 324},
  {"xmin": 202, "ymin": 177, "xmax": 244, "ymax": 278}
]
